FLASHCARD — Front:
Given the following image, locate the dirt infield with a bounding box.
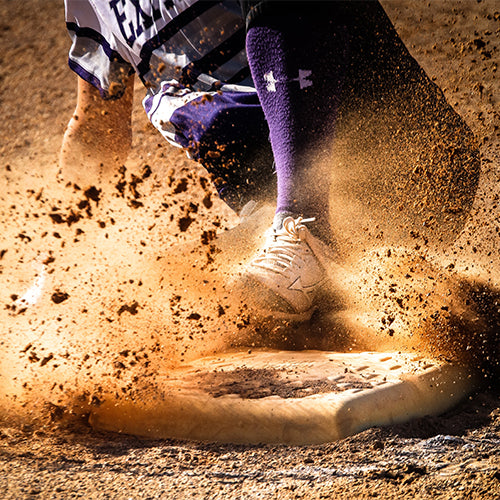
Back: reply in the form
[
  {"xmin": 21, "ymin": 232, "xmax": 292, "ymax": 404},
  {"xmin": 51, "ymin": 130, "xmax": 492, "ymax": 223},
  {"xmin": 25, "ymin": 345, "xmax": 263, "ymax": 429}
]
[{"xmin": 0, "ymin": 1, "xmax": 499, "ymax": 498}]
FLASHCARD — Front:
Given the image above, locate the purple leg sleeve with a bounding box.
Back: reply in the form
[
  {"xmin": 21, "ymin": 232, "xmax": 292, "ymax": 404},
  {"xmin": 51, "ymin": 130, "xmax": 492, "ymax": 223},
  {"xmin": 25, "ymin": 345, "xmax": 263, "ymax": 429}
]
[{"xmin": 245, "ymin": 4, "xmax": 349, "ymax": 230}]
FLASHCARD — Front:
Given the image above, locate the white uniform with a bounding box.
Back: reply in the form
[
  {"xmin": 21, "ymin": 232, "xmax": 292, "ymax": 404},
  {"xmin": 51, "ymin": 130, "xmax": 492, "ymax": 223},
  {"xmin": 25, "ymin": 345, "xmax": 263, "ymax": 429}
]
[
  {"xmin": 65, "ymin": 0, "xmax": 258, "ymax": 147},
  {"xmin": 65, "ymin": 0, "xmax": 272, "ymax": 211}
]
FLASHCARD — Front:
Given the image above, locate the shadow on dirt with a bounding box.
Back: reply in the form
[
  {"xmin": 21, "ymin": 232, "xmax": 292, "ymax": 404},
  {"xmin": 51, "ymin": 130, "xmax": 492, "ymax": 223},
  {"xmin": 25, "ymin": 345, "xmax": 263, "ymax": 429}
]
[{"xmin": 380, "ymin": 387, "xmax": 500, "ymax": 439}]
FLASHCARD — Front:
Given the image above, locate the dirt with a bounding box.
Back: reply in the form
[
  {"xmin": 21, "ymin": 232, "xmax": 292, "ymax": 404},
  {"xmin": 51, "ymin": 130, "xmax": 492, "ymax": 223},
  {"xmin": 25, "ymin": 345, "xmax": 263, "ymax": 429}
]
[{"xmin": 0, "ymin": 0, "xmax": 499, "ymax": 498}]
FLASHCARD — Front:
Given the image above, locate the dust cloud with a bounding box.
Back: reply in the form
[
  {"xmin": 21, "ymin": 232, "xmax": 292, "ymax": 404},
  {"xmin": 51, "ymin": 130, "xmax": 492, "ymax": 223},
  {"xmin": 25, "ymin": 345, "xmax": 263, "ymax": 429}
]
[
  {"xmin": 1, "ymin": 1, "xmax": 499, "ymax": 435},
  {"xmin": 0, "ymin": 153, "xmax": 269, "ymax": 428},
  {"xmin": 1, "ymin": 110, "xmax": 498, "ymax": 432}
]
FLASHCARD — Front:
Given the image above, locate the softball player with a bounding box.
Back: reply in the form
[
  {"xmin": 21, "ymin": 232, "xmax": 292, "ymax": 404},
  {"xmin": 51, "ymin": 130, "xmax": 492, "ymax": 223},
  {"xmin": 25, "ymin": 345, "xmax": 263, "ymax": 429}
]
[
  {"xmin": 64, "ymin": 1, "xmax": 465, "ymax": 321},
  {"xmin": 62, "ymin": 0, "xmax": 339, "ymax": 321}
]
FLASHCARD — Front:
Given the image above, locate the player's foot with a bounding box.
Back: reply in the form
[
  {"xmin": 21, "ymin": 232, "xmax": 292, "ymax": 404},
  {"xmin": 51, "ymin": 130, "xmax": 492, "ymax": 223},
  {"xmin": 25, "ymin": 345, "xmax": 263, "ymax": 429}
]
[{"xmin": 241, "ymin": 216, "xmax": 333, "ymax": 321}]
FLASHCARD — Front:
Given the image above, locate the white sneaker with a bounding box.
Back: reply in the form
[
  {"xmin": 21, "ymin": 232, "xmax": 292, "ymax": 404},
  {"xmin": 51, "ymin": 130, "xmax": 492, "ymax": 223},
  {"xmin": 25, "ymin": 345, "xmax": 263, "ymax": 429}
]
[{"xmin": 242, "ymin": 216, "xmax": 332, "ymax": 320}]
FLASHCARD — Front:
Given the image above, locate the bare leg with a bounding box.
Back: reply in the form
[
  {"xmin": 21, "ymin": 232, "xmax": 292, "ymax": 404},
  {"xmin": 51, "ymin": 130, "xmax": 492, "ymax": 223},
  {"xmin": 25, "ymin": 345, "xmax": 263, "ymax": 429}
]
[{"xmin": 60, "ymin": 75, "xmax": 134, "ymax": 187}]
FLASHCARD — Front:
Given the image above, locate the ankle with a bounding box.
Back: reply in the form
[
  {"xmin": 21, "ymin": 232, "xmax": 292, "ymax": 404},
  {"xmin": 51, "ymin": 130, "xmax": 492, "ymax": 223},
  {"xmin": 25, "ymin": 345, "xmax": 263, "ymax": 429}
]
[{"xmin": 273, "ymin": 211, "xmax": 335, "ymax": 247}]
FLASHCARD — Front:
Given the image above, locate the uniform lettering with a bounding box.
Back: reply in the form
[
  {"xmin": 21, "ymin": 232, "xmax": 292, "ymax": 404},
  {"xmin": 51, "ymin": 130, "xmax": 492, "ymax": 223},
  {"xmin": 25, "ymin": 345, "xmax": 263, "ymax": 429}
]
[{"xmin": 109, "ymin": 0, "xmax": 162, "ymax": 47}]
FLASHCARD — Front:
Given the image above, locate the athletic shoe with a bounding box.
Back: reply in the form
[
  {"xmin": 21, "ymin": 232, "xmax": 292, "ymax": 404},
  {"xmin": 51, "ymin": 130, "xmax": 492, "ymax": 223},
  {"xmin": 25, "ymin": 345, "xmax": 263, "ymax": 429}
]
[{"xmin": 241, "ymin": 216, "xmax": 332, "ymax": 321}]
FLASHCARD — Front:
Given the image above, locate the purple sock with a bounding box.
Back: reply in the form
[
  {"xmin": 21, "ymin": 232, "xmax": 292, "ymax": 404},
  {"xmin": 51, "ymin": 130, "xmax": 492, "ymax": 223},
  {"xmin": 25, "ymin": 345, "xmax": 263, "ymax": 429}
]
[{"xmin": 245, "ymin": 3, "xmax": 349, "ymax": 235}]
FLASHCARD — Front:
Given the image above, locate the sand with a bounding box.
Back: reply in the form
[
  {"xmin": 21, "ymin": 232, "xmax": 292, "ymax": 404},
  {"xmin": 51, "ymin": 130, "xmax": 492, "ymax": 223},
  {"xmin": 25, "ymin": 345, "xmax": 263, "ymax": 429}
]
[{"xmin": 0, "ymin": 0, "xmax": 499, "ymax": 498}]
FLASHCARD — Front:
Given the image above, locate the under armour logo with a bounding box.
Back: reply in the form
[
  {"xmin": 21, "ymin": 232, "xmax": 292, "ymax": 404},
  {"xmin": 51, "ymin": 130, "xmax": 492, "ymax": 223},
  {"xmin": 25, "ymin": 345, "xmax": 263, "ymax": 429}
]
[
  {"xmin": 264, "ymin": 71, "xmax": 278, "ymax": 92},
  {"xmin": 264, "ymin": 70, "xmax": 313, "ymax": 92},
  {"xmin": 292, "ymin": 69, "xmax": 313, "ymax": 89}
]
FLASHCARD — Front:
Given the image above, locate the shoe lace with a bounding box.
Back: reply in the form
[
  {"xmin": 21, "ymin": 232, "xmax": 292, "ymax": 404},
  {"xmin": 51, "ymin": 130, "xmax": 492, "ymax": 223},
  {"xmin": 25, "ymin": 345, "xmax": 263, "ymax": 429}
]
[{"xmin": 251, "ymin": 217, "xmax": 316, "ymax": 276}]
